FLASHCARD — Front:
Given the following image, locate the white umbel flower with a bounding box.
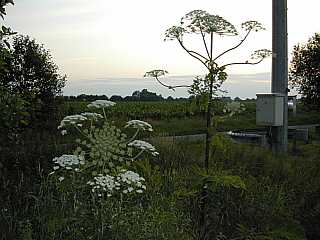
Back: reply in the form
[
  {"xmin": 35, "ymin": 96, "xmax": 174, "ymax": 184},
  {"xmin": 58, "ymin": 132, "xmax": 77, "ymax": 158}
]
[
  {"xmin": 58, "ymin": 115, "xmax": 88, "ymax": 129},
  {"xmin": 118, "ymin": 170, "xmax": 146, "ymax": 193},
  {"xmin": 118, "ymin": 170, "xmax": 145, "ymax": 184},
  {"xmin": 88, "ymin": 170, "xmax": 146, "ymax": 197},
  {"xmin": 53, "ymin": 154, "xmax": 85, "ymax": 170},
  {"xmin": 87, "ymin": 100, "xmax": 116, "ymax": 109},
  {"xmin": 80, "ymin": 112, "xmax": 103, "ymax": 120},
  {"xmin": 125, "ymin": 120, "xmax": 153, "ymax": 132},
  {"xmin": 87, "ymin": 174, "xmax": 119, "ymax": 197},
  {"xmin": 128, "ymin": 140, "xmax": 159, "ymax": 156}
]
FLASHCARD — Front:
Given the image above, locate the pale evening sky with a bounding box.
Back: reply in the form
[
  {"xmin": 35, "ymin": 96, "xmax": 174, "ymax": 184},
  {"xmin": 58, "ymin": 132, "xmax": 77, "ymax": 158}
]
[{"xmin": 4, "ymin": 0, "xmax": 320, "ymax": 97}]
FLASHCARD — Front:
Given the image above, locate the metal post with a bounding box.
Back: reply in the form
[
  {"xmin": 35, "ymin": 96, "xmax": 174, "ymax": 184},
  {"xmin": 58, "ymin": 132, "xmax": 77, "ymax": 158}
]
[{"xmin": 271, "ymin": 0, "xmax": 288, "ymax": 153}]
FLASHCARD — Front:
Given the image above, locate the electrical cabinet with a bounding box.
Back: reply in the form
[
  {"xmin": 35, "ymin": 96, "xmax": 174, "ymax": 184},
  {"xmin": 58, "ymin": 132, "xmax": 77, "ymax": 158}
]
[{"xmin": 256, "ymin": 93, "xmax": 284, "ymax": 126}]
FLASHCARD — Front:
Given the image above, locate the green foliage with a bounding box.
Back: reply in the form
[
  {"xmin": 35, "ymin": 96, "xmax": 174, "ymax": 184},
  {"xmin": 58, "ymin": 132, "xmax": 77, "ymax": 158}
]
[
  {"xmin": 130, "ymin": 88, "xmax": 164, "ymax": 101},
  {"xmin": 290, "ymin": 33, "xmax": 320, "ymax": 109},
  {"xmin": 22, "ymin": 102, "xmax": 193, "ymax": 239},
  {"xmin": 0, "ymin": 0, "xmax": 16, "ymax": 73},
  {"xmin": 62, "ymin": 100, "xmax": 202, "ymax": 121},
  {"xmin": 0, "ymin": 86, "xmax": 30, "ymax": 141},
  {"xmin": 1, "ymin": 88, "xmax": 319, "ymax": 240},
  {"xmin": 0, "ymin": 35, "xmax": 66, "ymax": 102},
  {"xmin": 188, "ymin": 73, "xmax": 227, "ymax": 104},
  {"xmin": 17, "ymin": 219, "xmax": 33, "ymax": 240}
]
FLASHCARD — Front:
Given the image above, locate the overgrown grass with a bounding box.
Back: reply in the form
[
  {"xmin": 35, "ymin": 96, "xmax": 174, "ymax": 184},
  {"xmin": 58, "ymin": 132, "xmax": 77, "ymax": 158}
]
[{"xmin": 1, "ymin": 99, "xmax": 320, "ymax": 239}]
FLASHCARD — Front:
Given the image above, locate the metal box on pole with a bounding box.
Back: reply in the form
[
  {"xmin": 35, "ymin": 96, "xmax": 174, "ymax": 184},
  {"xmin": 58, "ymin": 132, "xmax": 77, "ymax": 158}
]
[{"xmin": 256, "ymin": 93, "xmax": 284, "ymax": 126}]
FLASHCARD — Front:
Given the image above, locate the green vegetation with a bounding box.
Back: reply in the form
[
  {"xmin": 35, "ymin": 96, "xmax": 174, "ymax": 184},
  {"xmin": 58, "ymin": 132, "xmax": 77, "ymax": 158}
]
[
  {"xmin": 290, "ymin": 33, "xmax": 320, "ymax": 109},
  {"xmin": 60, "ymin": 99, "xmax": 319, "ymax": 135},
  {"xmin": 1, "ymin": 3, "xmax": 320, "ymax": 240},
  {"xmin": 1, "ymin": 98, "xmax": 320, "ymax": 239}
]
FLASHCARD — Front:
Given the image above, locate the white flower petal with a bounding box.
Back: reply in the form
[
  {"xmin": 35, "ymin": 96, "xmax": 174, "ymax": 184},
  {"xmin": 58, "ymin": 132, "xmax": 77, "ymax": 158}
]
[
  {"xmin": 87, "ymin": 100, "xmax": 116, "ymax": 109},
  {"xmin": 125, "ymin": 120, "xmax": 153, "ymax": 131}
]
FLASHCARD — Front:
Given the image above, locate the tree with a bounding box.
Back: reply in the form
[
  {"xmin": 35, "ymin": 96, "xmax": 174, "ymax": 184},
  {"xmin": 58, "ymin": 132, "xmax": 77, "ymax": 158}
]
[
  {"xmin": 0, "ymin": 35, "xmax": 66, "ymax": 102},
  {"xmin": 0, "ymin": 0, "xmax": 15, "ymax": 70},
  {"xmin": 130, "ymin": 89, "xmax": 164, "ymax": 101},
  {"xmin": 289, "ymin": 33, "xmax": 320, "ymax": 109},
  {"xmin": 0, "ymin": 0, "xmax": 27, "ymax": 140},
  {"xmin": 110, "ymin": 95, "xmax": 123, "ymax": 101}
]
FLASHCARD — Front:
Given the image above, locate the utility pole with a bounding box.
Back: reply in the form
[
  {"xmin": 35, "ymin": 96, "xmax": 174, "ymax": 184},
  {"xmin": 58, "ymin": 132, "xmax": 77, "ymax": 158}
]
[{"xmin": 271, "ymin": 0, "xmax": 288, "ymax": 153}]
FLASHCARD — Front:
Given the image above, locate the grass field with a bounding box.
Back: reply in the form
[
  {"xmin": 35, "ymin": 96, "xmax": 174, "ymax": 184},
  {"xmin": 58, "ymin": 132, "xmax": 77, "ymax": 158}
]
[{"xmin": 1, "ymin": 99, "xmax": 320, "ymax": 239}]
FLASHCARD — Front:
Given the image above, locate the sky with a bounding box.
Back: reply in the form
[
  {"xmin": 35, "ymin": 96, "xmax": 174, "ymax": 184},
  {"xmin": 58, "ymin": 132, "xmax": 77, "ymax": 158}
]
[{"xmin": 4, "ymin": 0, "xmax": 320, "ymax": 97}]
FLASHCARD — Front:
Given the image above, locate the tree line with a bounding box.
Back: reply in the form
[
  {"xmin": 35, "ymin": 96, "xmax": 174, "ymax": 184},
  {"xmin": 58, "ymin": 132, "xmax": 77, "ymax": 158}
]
[{"xmin": 62, "ymin": 89, "xmax": 191, "ymax": 102}]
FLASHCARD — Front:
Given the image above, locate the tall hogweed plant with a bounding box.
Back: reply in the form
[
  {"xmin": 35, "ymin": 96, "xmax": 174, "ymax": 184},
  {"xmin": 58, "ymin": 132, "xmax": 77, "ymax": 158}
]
[
  {"xmin": 53, "ymin": 100, "xmax": 158, "ymax": 198},
  {"xmin": 144, "ymin": 9, "xmax": 271, "ymax": 239},
  {"xmin": 43, "ymin": 100, "xmax": 167, "ymax": 238},
  {"xmin": 145, "ymin": 9, "xmax": 271, "ymax": 171}
]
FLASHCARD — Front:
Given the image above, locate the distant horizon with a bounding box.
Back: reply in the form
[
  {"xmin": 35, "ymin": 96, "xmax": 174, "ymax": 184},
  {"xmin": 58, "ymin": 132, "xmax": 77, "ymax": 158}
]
[{"xmin": 63, "ymin": 72, "xmax": 279, "ymax": 99}]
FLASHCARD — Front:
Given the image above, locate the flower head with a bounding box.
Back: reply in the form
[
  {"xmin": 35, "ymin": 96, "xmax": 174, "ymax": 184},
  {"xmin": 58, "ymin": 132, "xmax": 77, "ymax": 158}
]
[
  {"xmin": 128, "ymin": 140, "xmax": 159, "ymax": 156},
  {"xmin": 117, "ymin": 170, "xmax": 146, "ymax": 193},
  {"xmin": 52, "ymin": 154, "xmax": 85, "ymax": 170},
  {"xmin": 87, "ymin": 170, "xmax": 146, "ymax": 197},
  {"xmin": 80, "ymin": 112, "xmax": 103, "ymax": 120},
  {"xmin": 251, "ymin": 49, "xmax": 272, "ymax": 60},
  {"xmin": 125, "ymin": 120, "xmax": 153, "ymax": 132},
  {"xmin": 87, "ymin": 174, "xmax": 119, "ymax": 197},
  {"xmin": 87, "ymin": 100, "xmax": 116, "ymax": 109},
  {"xmin": 58, "ymin": 115, "xmax": 88, "ymax": 129}
]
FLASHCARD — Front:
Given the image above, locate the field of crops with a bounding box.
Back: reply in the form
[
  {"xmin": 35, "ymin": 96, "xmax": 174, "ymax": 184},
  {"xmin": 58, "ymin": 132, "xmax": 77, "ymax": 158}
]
[
  {"xmin": 58, "ymin": 99, "xmax": 320, "ymax": 136},
  {"xmin": 61, "ymin": 100, "xmax": 206, "ymax": 120}
]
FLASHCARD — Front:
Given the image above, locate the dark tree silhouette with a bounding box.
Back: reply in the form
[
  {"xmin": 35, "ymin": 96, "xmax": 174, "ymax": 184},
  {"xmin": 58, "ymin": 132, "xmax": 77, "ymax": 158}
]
[
  {"xmin": 0, "ymin": 35, "xmax": 66, "ymax": 102},
  {"xmin": 290, "ymin": 33, "xmax": 320, "ymax": 109}
]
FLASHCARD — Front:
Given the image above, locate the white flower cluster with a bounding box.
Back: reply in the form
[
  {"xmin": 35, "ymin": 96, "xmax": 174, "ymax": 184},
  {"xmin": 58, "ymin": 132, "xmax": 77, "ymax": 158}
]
[
  {"xmin": 87, "ymin": 174, "xmax": 119, "ymax": 197},
  {"xmin": 87, "ymin": 170, "xmax": 146, "ymax": 197},
  {"xmin": 80, "ymin": 112, "xmax": 103, "ymax": 120},
  {"xmin": 128, "ymin": 140, "xmax": 159, "ymax": 156},
  {"xmin": 125, "ymin": 120, "xmax": 153, "ymax": 132},
  {"xmin": 53, "ymin": 154, "xmax": 85, "ymax": 171},
  {"xmin": 117, "ymin": 170, "xmax": 146, "ymax": 194},
  {"xmin": 58, "ymin": 114, "xmax": 88, "ymax": 129},
  {"xmin": 87, "ymin": 100, "xmax": 116, "ymax": 109}
]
